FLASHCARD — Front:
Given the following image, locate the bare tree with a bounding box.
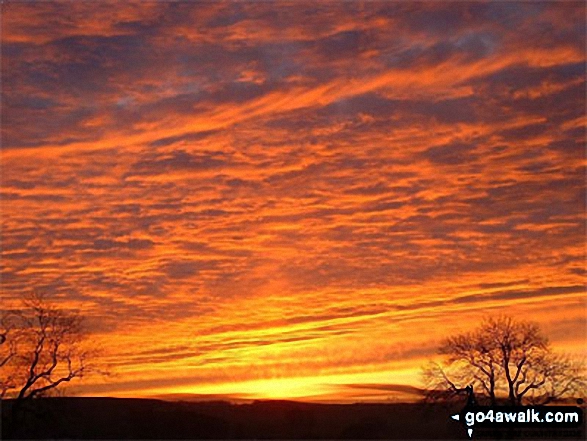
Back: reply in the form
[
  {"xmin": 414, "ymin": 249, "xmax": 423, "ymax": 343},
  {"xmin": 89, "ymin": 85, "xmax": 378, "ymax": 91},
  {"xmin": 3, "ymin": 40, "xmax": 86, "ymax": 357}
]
[
  {"xmin": 0, "ymin": 293, "xmax": 90, "ymax": 406},
  {"xmin": 423, "ymin": 316, "xmax": 585, "ymax": 406},
  {"xmin": 518, "ymin": 351, "xmax": 587, "ymax": 405},
  {"xmin": 422, "ymin": 360, "xmax": 478, "ymax": 403},
  {"xmin": 484, "ymin": 316, "xmax": 550, "ymax": 405},
  {"xmin": 0, "ymin": 311, "xmax": 20, "ymax": 397}
]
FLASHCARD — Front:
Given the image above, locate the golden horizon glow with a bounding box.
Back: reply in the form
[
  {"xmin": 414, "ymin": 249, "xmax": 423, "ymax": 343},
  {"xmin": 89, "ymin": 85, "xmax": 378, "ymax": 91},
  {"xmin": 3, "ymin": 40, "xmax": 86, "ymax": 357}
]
[{"xmin": 1, "ymin": 1, "xmax": 585, "ymax": 402}]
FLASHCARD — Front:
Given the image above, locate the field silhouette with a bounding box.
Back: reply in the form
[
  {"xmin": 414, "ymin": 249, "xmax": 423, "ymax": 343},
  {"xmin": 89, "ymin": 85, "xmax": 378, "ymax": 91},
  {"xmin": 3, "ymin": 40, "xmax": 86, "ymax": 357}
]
[
  {"xmin": 3, "ymin": 397, "xmax": 585, "ymax": 439},
  {"xmin": 2, "ymin": 397, "xmax": 467, "ymax": 439}
]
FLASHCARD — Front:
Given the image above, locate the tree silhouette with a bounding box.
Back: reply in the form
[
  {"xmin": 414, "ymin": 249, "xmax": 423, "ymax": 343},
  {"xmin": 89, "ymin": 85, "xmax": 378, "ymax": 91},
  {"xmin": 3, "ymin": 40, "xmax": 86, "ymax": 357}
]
[
  {"xmin": 0, "ymin": 293, "xmax": 90, "ymax": 408},
  {"xmin": 423, "ymin": 316, "xmax": 586, "ymax": 405}
]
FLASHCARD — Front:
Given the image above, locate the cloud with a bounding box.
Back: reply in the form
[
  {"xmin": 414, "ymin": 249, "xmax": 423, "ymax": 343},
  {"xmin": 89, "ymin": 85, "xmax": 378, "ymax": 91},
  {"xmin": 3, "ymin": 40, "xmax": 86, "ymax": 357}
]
[{"xmin": 1, "ymin": 1, "xmax": 585, "ymax": 398}]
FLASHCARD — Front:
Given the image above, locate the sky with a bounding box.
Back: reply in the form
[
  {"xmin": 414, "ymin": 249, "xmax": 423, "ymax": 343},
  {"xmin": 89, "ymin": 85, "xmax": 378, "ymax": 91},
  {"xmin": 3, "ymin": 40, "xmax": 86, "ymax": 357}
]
[{"xmin": 1, "ymin": 1, "xmax": 585, "ymax": 402}]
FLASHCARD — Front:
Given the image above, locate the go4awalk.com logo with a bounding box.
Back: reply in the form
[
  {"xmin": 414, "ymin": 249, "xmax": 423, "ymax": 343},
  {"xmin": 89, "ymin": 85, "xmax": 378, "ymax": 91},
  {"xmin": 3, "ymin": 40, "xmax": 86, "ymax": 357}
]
[{"xmin": 450, "ymin": 406, "xmax": 583, "ymax": 438}]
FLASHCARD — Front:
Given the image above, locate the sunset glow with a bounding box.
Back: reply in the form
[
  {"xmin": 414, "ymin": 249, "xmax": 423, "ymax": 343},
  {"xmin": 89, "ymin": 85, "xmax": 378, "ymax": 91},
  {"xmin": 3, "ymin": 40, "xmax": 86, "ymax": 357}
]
[{"xmin": 1, "ymin": 1, "xmax": 585, "ymax": 402}]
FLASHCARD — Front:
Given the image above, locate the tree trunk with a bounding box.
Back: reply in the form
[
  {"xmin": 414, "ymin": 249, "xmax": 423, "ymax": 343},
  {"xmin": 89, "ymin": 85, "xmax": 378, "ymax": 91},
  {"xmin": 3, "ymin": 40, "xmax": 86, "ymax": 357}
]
[
  {"xmin": 489, "ymin": 375, "xmax": 496, "ymax": 406},
  {"xmin": 503, "ymin": 359, "xmax": 516, "ymax": 405}
]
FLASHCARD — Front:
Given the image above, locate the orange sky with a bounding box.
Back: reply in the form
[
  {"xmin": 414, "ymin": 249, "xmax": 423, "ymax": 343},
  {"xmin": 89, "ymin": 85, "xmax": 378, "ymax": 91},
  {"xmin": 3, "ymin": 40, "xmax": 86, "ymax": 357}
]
[{"xmin": 1, "ymin": 1, "xmax": 585, "ymax": 402}]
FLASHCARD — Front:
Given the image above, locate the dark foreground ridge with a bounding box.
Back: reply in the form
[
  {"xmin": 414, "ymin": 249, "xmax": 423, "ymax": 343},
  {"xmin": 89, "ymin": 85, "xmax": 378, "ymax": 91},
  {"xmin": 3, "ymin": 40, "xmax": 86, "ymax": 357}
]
[
  {"xmin": 3, "ymin": 397, "xmax": 460, "ymax": 439},
  {"xmin": 1, "ymin": 397, "xmax": 584, "ymax": 439}
]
